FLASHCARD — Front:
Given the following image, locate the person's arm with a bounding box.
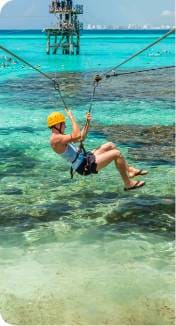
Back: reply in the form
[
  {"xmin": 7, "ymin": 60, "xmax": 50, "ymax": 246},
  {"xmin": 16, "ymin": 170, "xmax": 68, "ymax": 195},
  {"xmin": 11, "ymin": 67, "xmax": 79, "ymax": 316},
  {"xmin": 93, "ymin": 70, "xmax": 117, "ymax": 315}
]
[
  {"xmin": 66, "ymin": 109, "xmax": 81, "ymax": 142},
  {"xmin": 80, "ymin": 112, "xmax": 92, "ymax": 141}
]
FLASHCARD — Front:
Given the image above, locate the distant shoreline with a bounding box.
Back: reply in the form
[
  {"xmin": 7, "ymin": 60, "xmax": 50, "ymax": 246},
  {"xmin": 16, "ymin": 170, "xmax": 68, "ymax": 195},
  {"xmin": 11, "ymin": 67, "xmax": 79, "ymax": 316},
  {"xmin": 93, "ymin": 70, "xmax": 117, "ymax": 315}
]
[{"xmin": 0, "ymin": 29, "xmax": 171, "ymax": 33}]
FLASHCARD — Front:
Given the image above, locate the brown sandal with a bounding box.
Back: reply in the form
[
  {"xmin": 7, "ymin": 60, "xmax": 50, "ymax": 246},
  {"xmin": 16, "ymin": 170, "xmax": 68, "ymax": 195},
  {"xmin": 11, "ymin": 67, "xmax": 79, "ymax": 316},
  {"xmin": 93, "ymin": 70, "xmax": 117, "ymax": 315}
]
[
  {"xmin": 124, "ymin": 181, "xmax": 145, "ymax": 191},
  {"xmin": 130, "ymin": 169, "xmax": 148, "ymax": 178}
]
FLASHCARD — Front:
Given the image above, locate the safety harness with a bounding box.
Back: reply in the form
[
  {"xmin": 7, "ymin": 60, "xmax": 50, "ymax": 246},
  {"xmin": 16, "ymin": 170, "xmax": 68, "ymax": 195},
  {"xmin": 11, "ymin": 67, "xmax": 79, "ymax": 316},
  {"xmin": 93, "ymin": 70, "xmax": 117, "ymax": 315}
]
[{"xmin": 70, "ymin": 142, "xmax": 87, "ymax": 179}]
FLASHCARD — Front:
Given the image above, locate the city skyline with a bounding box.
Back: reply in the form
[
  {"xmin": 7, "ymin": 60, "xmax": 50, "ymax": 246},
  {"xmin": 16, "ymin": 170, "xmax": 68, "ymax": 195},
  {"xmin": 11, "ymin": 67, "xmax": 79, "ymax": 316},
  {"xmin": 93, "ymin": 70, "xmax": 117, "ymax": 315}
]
[{"xmin": 84, "ymin": 23, "xmax": 174, "ymax": 30}]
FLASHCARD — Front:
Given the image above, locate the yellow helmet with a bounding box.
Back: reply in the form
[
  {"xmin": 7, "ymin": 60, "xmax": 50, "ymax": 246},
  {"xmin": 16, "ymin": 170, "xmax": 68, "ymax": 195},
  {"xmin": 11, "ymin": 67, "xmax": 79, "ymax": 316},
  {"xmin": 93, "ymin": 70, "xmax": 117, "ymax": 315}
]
[{"xmin": 47, "ymin": 112, "xmax": 65, "ymax": 128}]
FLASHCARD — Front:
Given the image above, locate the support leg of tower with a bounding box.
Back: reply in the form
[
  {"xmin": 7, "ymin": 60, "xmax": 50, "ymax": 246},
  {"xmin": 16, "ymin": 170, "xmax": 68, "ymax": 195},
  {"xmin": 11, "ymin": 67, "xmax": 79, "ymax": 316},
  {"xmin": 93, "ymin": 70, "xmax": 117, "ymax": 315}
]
[
  {"xmin": 76, "ymin": 42, "xmax": 80, "ymax": 55},
  {"xmin": 46, "ymin": 32, "xmax": 51, "ymax": 55},
  {"xmin": 66, "ymin": 35, "xmax": 70, "ymax": 55},
  {"xmin": 70, "ymin": 36, "xmax": 74, "ymax": 55},
  {"xmin": 76, "ymin": 34, "xmax": 80, "ymax": 55},
  {"xmin": 53, "ymin": 34, "xmax": 58, "ymax": 55}
]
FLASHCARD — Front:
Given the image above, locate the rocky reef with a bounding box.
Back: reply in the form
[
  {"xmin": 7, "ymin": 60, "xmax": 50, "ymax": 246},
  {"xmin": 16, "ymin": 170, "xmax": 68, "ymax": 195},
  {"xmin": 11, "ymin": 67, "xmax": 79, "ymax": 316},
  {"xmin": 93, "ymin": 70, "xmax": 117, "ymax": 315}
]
[{"xmin": 91, "ymin": 124, "xmax": 175, "ymax": 164}]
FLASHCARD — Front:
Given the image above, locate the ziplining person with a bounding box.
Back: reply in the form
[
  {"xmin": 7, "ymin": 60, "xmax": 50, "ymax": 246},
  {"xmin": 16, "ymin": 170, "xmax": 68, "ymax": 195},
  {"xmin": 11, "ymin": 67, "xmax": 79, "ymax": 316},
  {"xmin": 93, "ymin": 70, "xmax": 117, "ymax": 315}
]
[{"xmin": 47, "ymin": 110, "xmax": 148, "ymax": 191}]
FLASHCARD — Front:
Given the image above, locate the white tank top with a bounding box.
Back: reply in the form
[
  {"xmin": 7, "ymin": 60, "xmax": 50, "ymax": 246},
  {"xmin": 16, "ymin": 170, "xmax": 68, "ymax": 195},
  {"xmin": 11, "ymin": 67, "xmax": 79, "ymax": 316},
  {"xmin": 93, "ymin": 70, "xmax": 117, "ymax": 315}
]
[{"xmin": 61, "ymin": 143, "xmax": 85, "ymax": 170}]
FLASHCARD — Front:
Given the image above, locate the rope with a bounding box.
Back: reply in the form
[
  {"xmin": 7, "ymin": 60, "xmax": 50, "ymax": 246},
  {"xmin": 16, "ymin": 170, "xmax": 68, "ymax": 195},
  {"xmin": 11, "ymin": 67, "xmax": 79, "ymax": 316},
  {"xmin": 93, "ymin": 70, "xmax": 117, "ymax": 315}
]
[
  {"xmin": 52, "ymin": 79, "xmax": 69, "ymax": 109},
  {"xmin": 88, "ymin": 28, "xmax": 175, "ymax": 115},
  {"xmin": 102, "ymin": 28, "xmax": 175, "ymax": 78},
  {"xmin": 0, "ymin": 44, "xmax": 55, "ymax": 82},
  {"xmin": 105, "ymin": 65, "xmax": 175, "ymax": 78},
  {"xmin": 88, "ymin": 82, "xmax": 98, "ymax": 113},
  {"xmin": 0, "ymin": 43, "xmax": 68, "ymax": 109},
  {"xmin": 79, "ymin": 76, "xmax": 100, "ymax": 145}
]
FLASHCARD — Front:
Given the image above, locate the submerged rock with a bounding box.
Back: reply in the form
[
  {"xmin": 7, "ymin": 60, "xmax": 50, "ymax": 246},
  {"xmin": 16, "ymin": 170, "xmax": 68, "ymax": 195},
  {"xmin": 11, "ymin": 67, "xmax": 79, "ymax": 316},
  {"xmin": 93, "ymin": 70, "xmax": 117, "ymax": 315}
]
[
  {"xmin": 3, "ymin": 188, "xmax": 23, "ymax": 195},
  {"xmin": 91, "ymin": 125, "xmax": 175, "ymax": 164},
  {"xmin": 105, "ymin": 195, "xmax": 175, "ymax": 238}
]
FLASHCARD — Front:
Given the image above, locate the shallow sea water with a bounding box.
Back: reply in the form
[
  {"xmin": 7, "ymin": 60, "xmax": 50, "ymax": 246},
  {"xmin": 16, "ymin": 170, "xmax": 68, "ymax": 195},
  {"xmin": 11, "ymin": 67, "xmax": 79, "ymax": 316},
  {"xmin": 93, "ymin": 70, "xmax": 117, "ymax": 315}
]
[{"xmin": 0, "ymin": 30, "xmax": 175, "ymax": 325}]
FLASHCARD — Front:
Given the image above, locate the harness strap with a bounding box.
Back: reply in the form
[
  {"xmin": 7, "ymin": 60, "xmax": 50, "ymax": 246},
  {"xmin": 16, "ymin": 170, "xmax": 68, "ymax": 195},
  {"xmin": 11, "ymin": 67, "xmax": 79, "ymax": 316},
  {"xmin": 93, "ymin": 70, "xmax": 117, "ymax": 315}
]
[
  {"xmin": 70, "ymin": 143, "xmax": 87, "ymax": 179},
  {"xmin": 70, "ymin": 166, "xmax": 74, "ymax": 179},
  {"xmin": 79, "ymin": 141, "xmax": 87, "ymax": 155},
  {"xmin": 53, "ymin": 123, "xmax": 63, "ymax": 133}
]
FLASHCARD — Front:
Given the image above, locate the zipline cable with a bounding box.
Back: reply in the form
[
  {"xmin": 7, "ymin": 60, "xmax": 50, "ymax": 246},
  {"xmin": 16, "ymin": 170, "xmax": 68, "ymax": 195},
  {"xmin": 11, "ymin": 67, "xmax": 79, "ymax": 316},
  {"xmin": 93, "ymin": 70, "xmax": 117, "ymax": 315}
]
[
  {"xmin": 0, "ymin": 44, "xmax": 55, "ymax": 82},
  {"xmin": 88, "ymin": 82, "xmax": 98, "ymax": 113},
  {"xmin": 88, "ymin": 28, "xmax": 175, "ymax": 115},
  {"xmin": 105, "ymin": 65, "xmax": 175, "ymax": 78},
  {"xmin": 0, "ymin": 43, "xmax": 69, "ymax": 109},
  {"xmin": 102, "ymin": 28, "xmax": 175, "ymax": 78}
]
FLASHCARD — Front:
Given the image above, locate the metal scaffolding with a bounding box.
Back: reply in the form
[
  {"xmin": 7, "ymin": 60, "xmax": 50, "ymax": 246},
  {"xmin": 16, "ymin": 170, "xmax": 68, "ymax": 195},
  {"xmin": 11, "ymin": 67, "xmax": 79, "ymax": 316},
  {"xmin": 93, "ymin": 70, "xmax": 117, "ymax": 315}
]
[{"xmin": 44, "ymin": 0, "xmax": 83, "ymax": 55}]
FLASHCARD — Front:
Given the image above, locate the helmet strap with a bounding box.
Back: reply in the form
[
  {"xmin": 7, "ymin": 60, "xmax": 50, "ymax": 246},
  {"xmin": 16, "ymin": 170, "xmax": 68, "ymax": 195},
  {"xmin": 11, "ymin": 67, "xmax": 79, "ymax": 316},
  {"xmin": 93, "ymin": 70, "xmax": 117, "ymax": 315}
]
[{"xmin": 53, "ymin": 122, "xmax": 63, "ymax": 134}]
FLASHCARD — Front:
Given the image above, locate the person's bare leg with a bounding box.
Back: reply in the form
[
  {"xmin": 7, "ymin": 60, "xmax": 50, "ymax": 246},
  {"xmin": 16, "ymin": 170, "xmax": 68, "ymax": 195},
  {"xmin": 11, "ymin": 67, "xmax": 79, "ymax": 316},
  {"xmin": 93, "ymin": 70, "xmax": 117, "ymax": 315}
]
[
  {"xmin": 93, "ymin": 143, "xmax": 147, "ymax": 178},
  {"xmin": 92, "ymin": 142, "xmax": 116, "ymax": 155},
  {"xmin": 95, "ymin": 149, "xmax": 145, "ymax": 189}
]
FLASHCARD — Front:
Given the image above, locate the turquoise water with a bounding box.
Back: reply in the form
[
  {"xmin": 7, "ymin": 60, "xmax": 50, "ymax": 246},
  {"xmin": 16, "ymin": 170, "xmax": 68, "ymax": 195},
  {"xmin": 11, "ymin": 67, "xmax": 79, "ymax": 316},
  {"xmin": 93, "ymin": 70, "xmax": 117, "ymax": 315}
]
[{"xmin": 0, "ymin": 30, "xmax": 175, "ymax": 325}]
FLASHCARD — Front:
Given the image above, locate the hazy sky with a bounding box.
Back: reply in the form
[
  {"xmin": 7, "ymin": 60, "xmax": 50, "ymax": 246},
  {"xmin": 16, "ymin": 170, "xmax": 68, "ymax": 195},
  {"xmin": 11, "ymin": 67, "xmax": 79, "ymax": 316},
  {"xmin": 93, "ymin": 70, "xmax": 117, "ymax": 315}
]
[{"xmin": 0, "ymin": 0, "xmax": 175, "ymax": 29}]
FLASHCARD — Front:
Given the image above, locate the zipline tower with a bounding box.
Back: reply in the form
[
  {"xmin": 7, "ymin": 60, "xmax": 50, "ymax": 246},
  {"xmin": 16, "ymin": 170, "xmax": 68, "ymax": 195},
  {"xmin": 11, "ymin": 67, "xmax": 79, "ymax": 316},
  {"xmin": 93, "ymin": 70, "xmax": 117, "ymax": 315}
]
[{"xmin": 44, "ymin": 0, "xmax": 83, "ymax": 55}]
